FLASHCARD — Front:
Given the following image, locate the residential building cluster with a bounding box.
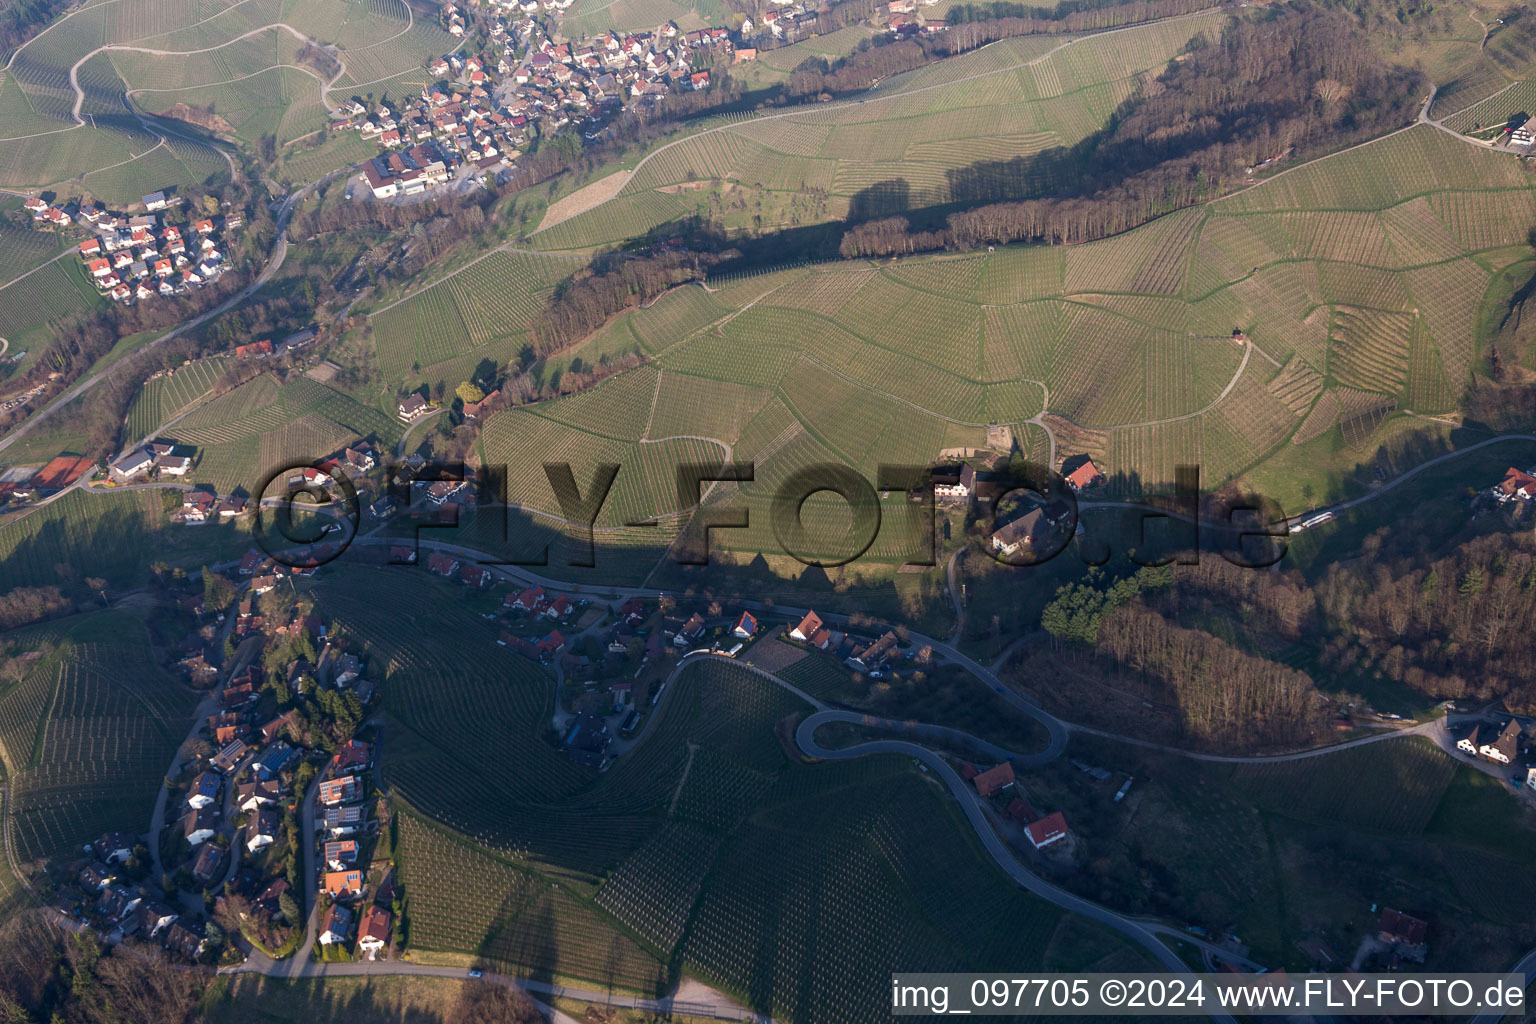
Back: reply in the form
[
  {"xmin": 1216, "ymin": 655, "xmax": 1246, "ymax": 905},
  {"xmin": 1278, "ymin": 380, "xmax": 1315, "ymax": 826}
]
[
  {"xmin": 67, "ymin": 833, "xmax": 207, "ymax": 957},
  {"xmin": 25, "ymin": 193, "xmax": 234, "ymax": 304},
  {"xmin": 344, "ymin": 9, "xmax": 752, "ymax": 199},
  {"xmin": 787, "ymin": 608, "xmax": 919, "ymax": 678}
]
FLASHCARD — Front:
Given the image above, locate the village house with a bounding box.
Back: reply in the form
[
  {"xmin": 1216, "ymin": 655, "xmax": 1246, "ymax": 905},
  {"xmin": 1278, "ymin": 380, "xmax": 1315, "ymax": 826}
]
[
  {"xmin": 186, "ymin": 771, "xmax": 221, "ymax": 810},
  {"xmin": 331, "ymin": 739, "xmax": 373, "ymax": 773},
  {"xmin": 211, "ymin": 738, "xmax": 248, "ymax": 773},
  {"xmin": 162, "ymin": 920, "xmax": 206, "ymax": 961},
  {"xmin": 325, "ymin": 839, "xmax": 359, "ymax": 870},
  {"xmin": 358, "ymin": 905, "xmax": 392, "ymax": 957},
  {"xmin": 79, "ymin": 862, "xmax": 114, "ymax": 891},
  {"xmin": 325, "ymin": 870, "xmax": 364, "ymax": 898},
  {"xmin": 191, "ymin": 843, "xmax": 224, "ymax": 886},
  {"xmin": 1376, "ymin": 908, "xmax": 1428, "ymax": 962},
  {"xmin": 1478, "ymin": 718, "xmax": 1522, "ymax": 764},
  {"xmin": 319, "ymin": 904, "xmax": 353, "ymax": 946},
  {"xmin": 319, "ymin": 776, "xmax": 361, "ymax": 806},
  {"xmin": 247, "ymin": 806, "xmax": 281, "ymax": 851},
  {"xmin": 972, "ymin": 761, "xmax": 1014, "ymax": 798},
  {"xmin": 508, "ymin": 585, "xmax": 546, "ymax": 612},
  {"xmin": 733, "ymin": 611, "xmax": 758, "ymax": 638},
  {"xmin": 325, "ymin": 804, "xmax": 366, "ymax": 836},
  {"xmin": 1024, "ymin": 811, "xmax": 1071, "ymax": 850},
  {"xmin": 237, "ymin": 779, "xmax": 281, "ymax": 813},
  {"xmin": 93, "ymin": 831, "xmax": 137, "ymax": 864},
  {"xmin": 991, "ymin": 508, "xmax": 1049, "ymax": 557},
  {"xmin": 1493, "ymin": 466, "xmax": 1536, "ymax": 502},
  {"xmin": 934, "ymin": 463, "xmax": 976, "ymax": 503},
  {"xmin": 849, "ymin": 630, "xmax": 898, "ymax": 670},
  {"xmin": 398, "ymin": 394, "xmax": 433, "ymax": 421},
  {"xmin": 1062, "ymin": 456, "xmax": 1105, "ymax": 492},
  {"xmin": 181, "ymin": 807, "xmax": 217, "ymax": 846},
  {"xmin": 789, "ymin": 610, "xmax": 830, "ymax": 647}
]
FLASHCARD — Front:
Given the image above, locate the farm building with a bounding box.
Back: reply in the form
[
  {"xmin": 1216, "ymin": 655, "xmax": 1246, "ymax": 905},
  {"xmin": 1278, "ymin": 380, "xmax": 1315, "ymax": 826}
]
[
  {"xmin": 934, "ymin": 464, "xmax": 976, "ymax": 503},
  {"xmin": 1478, "ymin": 719, "xmax": 1522, "ymax": 764},
  {"xmin": 992, "ymin": 508, "xmax": 1049, "ymax": 557}
]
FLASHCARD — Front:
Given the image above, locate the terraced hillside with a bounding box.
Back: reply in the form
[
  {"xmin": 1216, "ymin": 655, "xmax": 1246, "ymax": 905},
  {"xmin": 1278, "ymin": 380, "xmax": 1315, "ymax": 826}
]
[
  {"xmin": 463, "ymin": 125, "xmax": 1530, "ymax": 567},
  {"xmin": 0, "ymin": 612, "xmax": 196, "ymax": 866}
]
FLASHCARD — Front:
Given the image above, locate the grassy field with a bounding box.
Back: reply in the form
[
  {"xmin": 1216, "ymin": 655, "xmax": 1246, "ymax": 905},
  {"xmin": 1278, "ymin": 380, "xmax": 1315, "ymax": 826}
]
[{"xmin": 0, "ymin": 611, "xmax": 196, "ymax": 866}]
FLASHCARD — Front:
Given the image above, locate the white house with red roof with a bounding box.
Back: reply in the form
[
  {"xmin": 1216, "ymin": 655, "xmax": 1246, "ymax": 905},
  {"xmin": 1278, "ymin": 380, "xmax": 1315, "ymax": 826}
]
[{"xmin": 1024, "ymin": 811, "xmax": 1070, "ymax": 849}]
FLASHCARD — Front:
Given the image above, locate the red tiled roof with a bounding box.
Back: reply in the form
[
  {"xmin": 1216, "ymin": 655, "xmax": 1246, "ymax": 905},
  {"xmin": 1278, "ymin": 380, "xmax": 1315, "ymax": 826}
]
[
  {"xmin": 1025, "ymin": 811, "xmax": 1069, "ymax": 847},
  {"xmin": 973, "ymin": 761, "xmax": 1015, "ymax": 797}
]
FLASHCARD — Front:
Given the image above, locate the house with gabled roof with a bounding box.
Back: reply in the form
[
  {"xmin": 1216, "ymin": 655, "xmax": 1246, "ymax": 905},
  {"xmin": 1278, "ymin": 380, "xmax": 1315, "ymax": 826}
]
[
  {"xmin": 319, "ymin": 776, "xmax": 361, "ymax": 806},
  {"xmin": 1063, "ymin": 456, "xmax": 1105, "ymax": 492},
  {"xmin": 325, "ymin": 870, "xmax": 364, "ymax": 898},
  {"xmin": 186, "ymin": 770, "xmax": 221, "ymax": 810},
  {"xmin": 991, "ymin": 507, "xmax": 1049, "ymax": 557},
  {"xmin": 427, "ymin": 553, "xmax": 459, "ymax": 577},
  {"xmin": 1377, "ymin": 908, "xmax": 1427, "ymax": 962},
  {"xmin": 733, "ymin": 611, "xmax": 758, "ymax": 638},
  {"xmin": 319, "ymin": 903, "xmax": 353, "ymax": 945},
  {"xmin": 247, "ymin": 806, "xmax": 280, "ymax": 851},
  {"xmin": 508, "ymin": 584, "xmax": 545, "ymax": 611},
  {"xmin": 191, "ymin": 842, "xmax": 224, "ymax": 885},
  {"xmin": 357, "ymin": 904, "xmax": 391, "ymax": 956},
  {"xmin": 330, "ymin": 739, "xmax": 372, "ymax": 773},
  {"xmin": 93, "ymin": 831, "xmax": 137, "ymax": 864},
  {"xmin": 1478, "ymin": 718, "xmax": 1522, "ymax": 764},
  {"xmin": 211, "ymin": 739, "xmax": 248, "ymax": 773},
  {"xmin": 1024, "ymin": 811, "xmax": 1070, "ymax": 850},
  {"xmin": 1494, "ymin": 466, "xmax": 1536, "ymax": 502},
  {"xmin": 458, "ymin": 564, "xmax": 493, "ymax": 588},
  {"xmin": 237, "ymin": 779, "xmax": 281, "ymax": 813},
  {"xmin": 789, "ymin": 610, "xmax": 823, "ymax": 642},
  {"xmin": 181, "ymin": 807, "xmax": 217, "ymax": 846},
  {"xmin": 973, "ymin": 761, "xmax": 1014, "ymax": 798},
  {"xmin": 325, "ymin": 839, "xmax": 358, "ymax": 870}
]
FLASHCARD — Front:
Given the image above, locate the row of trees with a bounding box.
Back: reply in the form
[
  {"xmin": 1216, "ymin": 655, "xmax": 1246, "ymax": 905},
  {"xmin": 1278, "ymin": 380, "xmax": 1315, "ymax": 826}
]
[
  {"xmin": 837, "ymin": 4, "xmax": 1424, "ymax": 258},
  {"xmin": 531, "ymin": 252, "xmax": 711, "ymax": 352}
]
